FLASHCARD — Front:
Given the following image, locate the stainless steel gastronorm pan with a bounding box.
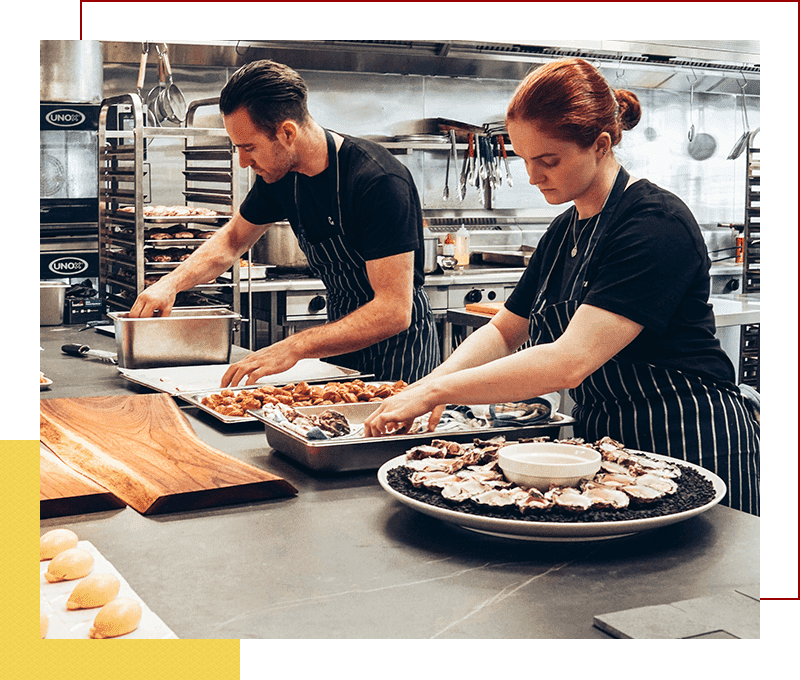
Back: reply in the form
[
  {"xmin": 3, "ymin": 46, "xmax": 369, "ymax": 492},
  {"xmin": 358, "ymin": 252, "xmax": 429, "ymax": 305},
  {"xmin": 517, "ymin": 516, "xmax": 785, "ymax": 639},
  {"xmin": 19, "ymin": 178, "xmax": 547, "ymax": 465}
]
[
  {"xmin": 108, "ymin": 307, "xmax": 240, "ymax": 369},
  {"xmin": 250, "ymin": 402, "xmax": 574, "ymax": 473}
]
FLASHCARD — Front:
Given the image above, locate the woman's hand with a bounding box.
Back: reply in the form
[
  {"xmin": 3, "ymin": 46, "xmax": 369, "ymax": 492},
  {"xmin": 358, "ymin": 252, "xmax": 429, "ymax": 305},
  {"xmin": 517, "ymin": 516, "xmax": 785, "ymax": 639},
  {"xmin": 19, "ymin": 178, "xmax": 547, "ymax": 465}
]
[{"xmin": 362, "ymin": 382, "xmax": 445, "ymax": 437}]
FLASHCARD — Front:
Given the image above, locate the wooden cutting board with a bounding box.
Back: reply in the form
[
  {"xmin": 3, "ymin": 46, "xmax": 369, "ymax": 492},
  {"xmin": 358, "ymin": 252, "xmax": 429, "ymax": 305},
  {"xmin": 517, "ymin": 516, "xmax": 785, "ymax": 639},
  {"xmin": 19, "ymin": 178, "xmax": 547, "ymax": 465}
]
[
  {"xmin": 40, "ymin": 444, "xmax": 126, "ymax": 518},
  {"xmin": 40, "ymin": 394, "xmax": 297, "ymax": 515},
  {"xmin": 465, "ymin": 301, "xmax": 504, "ymax": 316}
]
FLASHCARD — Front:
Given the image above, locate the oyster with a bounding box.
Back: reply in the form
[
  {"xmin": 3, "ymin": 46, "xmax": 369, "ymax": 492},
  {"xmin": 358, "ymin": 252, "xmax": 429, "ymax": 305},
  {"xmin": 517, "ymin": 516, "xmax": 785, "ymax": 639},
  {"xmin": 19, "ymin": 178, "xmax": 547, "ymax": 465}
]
[
  {"xmin": 621, "ymin": 484, "xmax": 665, "ymax": 503},
  {"xmin": 595, "ymin": 472, "xmax": 637, "ymax": 487},
  {"xmin": 582, "ymin": 483, "xmax": 630, "ymax": 509},
  {"xmin": 548, "ymin": 487, "xmax": 593, "ymax": 512},
  {"xmin": 517, "ymin": 487, "xmax": 553, "ymax": 513},
  {"xmin": 410, "ymin": 470, "xmax": 458, "ymax": 489},
  {"xmin": 636, "ymin": 473, "xmax": 678, "ymax": 495},
  {"xmin": 316, "ymin": 409, "xmax": 350, "ymax": 437},
  {"xmin": 635, "ymin": 456, "xmax": 682, "ymax": 478},
  {"xmin": 472, "ymin": 488, "xmax": 526, "ymax": 507},
  {"xmin": 406, "ymin": 445, "xmax": 448, "ymax": 460}
]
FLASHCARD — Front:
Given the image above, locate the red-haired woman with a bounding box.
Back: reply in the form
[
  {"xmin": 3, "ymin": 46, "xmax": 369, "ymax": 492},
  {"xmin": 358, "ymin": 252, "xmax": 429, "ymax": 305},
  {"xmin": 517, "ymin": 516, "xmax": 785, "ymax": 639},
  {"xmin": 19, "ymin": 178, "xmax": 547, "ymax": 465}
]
[{"xmin": 365, "ymin": 58, "xmax": 759, "ymax": 515}]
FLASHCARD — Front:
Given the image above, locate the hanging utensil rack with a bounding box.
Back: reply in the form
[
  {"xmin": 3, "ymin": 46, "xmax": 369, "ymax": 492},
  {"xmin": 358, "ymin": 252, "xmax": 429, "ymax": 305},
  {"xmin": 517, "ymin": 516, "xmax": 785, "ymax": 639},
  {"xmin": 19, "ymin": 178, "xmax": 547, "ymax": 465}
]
[{"xmin": 97, "ymin": 93, "xmax": 241, "ymax": 341}]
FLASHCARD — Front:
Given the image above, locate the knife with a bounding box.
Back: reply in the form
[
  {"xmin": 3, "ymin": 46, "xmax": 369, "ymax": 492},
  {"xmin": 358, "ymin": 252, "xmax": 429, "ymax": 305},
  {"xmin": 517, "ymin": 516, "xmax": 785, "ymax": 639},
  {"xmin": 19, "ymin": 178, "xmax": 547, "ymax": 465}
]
[{"xmin": 61, "ymin": 344, "xmax": 118, "ymax": 364}]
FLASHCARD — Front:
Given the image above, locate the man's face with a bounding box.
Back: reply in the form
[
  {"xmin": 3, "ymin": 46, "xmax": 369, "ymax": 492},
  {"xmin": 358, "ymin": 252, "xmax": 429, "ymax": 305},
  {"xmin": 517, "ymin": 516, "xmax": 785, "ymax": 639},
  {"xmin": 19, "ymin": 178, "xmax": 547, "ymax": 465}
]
[{"xmin": 223, "ymin": 107, "xmax": 295, "ymax": 183}]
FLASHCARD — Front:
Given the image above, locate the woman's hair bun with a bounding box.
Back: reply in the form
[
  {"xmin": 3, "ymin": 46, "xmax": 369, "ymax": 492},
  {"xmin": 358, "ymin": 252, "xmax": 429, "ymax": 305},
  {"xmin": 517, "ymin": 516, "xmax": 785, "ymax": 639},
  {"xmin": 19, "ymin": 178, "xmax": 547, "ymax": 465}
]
[{"xmin": 614, "ymin": 89, "xmax": 642, "ymax": 131}]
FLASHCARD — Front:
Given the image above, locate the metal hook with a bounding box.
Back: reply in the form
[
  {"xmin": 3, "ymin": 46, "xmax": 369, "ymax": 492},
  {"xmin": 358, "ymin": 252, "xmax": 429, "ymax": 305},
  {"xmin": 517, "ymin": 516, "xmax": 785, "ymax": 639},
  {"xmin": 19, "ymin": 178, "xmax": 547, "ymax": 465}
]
[
  {"xmin": 141, "ymin": 42, "xmax": 150, "ymax": 55},
  {"xmin": 614, "ymin": 58, "xmax": 628, "ymax": 88},
  {"xmin": 737, "ymin": 70, "xmax": 749, "ymax": 95}
]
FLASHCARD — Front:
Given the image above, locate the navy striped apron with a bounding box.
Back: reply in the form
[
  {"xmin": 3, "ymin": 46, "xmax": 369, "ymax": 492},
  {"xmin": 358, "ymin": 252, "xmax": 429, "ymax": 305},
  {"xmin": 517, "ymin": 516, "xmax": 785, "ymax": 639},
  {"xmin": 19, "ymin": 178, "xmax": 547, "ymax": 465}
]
[
  {"xmin": 292, "ymin": 130, "xmax": 440, "ymax": 383},
  {"xmin": 527, "ymin": 168, "xmax": 759, "ymax": 514}
]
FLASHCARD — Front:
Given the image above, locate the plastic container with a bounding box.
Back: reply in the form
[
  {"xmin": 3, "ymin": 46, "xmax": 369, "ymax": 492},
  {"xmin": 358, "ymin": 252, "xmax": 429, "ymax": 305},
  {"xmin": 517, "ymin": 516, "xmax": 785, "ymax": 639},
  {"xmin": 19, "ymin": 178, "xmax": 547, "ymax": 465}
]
[
  {"xmin": 454, "ymin": 225, "xmax": 471, "ymax": 267},
  {"xmin": 441, "ymin": 234, "xmax": 457, "ymax": 270}
]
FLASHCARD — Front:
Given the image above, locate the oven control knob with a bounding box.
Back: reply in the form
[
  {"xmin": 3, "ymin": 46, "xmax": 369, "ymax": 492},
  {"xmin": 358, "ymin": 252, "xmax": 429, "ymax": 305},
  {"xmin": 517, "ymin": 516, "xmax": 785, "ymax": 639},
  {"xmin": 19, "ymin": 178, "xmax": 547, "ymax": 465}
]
[
  {"xmin": 725, "ymin": 278, "xmax": 740, "ymax": 292},
  {"xmin": 308, "ymin": 295, "xmax": 326, "ymax": 313},
  {"xmin": 465, "ymin": 289, "xmax": 482, "ymax": 303}
]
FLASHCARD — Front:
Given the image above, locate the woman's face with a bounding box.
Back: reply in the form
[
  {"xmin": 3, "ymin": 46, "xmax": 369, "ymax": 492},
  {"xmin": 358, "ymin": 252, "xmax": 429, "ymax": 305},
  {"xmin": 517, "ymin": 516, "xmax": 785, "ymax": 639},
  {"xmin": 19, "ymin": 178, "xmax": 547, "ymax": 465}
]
[{"xmin": 507, "ymin": 118, "xmax": 603, "ymax": 207}]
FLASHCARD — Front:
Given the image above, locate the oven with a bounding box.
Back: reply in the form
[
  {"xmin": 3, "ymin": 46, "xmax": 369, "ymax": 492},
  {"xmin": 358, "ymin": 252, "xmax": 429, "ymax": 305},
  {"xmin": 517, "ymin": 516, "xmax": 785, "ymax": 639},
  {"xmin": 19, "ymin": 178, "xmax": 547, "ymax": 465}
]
[{"xmin": 40, "ymin": 103, "xmax": 101, "ymax": 282}]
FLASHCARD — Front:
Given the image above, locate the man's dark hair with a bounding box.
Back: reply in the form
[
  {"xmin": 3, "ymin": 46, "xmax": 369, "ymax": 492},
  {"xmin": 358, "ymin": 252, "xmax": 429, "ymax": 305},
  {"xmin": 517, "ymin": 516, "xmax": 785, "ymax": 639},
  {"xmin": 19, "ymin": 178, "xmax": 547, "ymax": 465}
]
[{"xmin": 219, "ymin": 60, "xmax": 310, "ymax": 137}]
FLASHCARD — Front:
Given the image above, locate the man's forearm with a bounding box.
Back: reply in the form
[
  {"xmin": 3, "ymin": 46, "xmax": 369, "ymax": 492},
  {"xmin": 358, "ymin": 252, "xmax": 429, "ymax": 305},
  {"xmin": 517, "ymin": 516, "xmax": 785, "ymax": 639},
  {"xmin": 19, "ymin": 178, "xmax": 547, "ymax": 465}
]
[{"xmin": 283, "ymin": 298, "xmax": 407, "ymax": 361}]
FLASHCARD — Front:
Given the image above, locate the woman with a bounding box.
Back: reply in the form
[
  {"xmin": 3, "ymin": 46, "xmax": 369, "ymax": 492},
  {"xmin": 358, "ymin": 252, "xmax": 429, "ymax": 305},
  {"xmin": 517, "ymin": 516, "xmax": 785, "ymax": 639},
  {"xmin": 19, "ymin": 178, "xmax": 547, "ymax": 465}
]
[{"xmin": 364, "ymin": 58, "xmax": 759, "ymax": 515}]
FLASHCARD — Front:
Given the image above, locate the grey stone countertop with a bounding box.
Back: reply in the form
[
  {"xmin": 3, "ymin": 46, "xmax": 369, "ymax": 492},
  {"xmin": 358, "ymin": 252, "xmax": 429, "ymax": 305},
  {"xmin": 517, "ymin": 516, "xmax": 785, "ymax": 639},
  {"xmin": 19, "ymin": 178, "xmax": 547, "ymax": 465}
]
[{"xmin": 39, "ymin": 325, "xmax": 759, "ymax": 639}]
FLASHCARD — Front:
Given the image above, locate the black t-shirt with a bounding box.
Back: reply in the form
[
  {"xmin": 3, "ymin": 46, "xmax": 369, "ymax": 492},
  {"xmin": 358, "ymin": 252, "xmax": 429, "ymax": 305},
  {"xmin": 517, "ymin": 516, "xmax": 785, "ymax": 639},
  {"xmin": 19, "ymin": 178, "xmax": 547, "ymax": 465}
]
[
  {"xmin": 239, "ymin": 133, "xmax": 425, "ymax": 287},
  {"xmin": 505, "ymin": 178, "xmax": 736, "ymax": 385}
]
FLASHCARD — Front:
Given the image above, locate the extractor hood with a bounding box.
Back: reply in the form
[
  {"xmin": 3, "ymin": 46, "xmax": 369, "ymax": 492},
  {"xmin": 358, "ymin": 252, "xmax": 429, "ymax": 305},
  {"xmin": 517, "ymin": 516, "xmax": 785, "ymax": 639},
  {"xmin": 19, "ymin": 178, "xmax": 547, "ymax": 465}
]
[{"xmin": 103, "ymin": 40, "xmax": 760, "ymax": 95}]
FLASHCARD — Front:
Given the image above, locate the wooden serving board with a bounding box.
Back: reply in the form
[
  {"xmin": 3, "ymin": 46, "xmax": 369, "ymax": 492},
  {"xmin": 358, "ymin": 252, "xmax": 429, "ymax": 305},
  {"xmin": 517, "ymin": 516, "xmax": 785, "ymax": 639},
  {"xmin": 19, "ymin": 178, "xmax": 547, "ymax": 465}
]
[
  {"xmin": 40, "ymin": 394, "xmax": 297, "ymax": 515},
  {"xmin": 40, "ymin": 444, "xmax": 126, "ymax": 518}
]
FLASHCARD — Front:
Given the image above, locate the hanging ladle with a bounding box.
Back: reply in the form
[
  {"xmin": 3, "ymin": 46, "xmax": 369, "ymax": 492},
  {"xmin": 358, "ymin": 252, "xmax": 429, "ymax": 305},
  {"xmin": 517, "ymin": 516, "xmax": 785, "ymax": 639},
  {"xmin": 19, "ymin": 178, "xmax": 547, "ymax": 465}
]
[
  {"xmin": 145, "ymin": 46, "xmax": 166, "ymax": 127},
  {"xmin": 727, "ymin": 75, "xmax": 751, "ymax": 160},
  {"xmin": 157, "ymin": 44, "xmax": 187, "ymax": 124}
]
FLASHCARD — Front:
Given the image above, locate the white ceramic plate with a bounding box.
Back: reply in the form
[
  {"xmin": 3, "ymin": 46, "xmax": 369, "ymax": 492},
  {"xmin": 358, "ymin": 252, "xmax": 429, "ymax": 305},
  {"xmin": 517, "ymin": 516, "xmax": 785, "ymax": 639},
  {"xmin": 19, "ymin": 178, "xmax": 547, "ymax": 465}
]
[{"xmin": 377, "ymin": 452, "xmax": 726, "ymax": 542}]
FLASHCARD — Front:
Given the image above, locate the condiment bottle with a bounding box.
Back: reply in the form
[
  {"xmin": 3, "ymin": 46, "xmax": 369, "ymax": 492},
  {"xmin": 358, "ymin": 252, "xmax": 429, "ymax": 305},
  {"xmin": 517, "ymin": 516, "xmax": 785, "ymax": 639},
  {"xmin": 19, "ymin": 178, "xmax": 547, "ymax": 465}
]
[
  {"xmin": 441, "ymin": 233, "xmax": 457, "ymax": 270},
  {"xmin": 455, "ymin": 224, "xmax": 471, "ymax": 267}
]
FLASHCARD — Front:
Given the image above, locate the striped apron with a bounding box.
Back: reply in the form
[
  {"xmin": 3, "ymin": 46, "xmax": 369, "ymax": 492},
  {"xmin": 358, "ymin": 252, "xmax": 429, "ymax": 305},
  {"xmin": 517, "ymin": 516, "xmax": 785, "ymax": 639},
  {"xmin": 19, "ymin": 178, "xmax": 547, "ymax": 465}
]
[
  {"xmin": 293, "ymin": 129, "xmax": 440, "ymax": 383},
  {"xmin": 527, "ymin": 168, "xmax": 760, "ymax": 514}
]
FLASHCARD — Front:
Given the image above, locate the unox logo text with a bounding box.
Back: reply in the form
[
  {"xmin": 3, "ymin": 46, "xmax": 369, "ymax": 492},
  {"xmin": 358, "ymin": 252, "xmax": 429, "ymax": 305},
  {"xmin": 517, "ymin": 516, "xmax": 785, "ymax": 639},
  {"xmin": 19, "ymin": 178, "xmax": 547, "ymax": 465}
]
[
  {"xmin": 45, "ymin": 109, "xmax": 87, "ymax": 127},
  {"xmin": 49, "ymin": 256, "xmax": 89, "ymax": 275}
]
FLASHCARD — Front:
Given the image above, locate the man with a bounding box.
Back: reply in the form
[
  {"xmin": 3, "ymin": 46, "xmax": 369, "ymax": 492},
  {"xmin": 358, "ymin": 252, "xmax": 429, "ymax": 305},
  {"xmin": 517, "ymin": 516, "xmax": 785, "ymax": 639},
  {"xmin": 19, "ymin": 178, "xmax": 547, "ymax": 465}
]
[{"xmin": 130, "ymin": 59, "xmax": 440, "ymax": 387}]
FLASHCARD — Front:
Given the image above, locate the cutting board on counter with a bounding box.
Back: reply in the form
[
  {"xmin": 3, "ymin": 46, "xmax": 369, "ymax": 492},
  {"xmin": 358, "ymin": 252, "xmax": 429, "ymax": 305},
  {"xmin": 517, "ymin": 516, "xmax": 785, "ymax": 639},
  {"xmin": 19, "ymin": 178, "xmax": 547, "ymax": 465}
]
[
  {"xmin": 464, "ymin": 301, "xmax": 504, "ymax": 316},
  {"xmin": 40, "ymin": 443, "xmax": 126, "ymax": 518},
  {"xmin": 40, "ymin": 394, "xmax": 298, "ymax": 515}
]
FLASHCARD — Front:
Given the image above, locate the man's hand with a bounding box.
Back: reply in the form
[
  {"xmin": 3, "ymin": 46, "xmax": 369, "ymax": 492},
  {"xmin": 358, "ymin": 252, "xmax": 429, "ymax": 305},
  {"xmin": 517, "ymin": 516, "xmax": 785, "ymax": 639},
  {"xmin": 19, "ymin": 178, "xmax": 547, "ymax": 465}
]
[
  {"xmin": 220, "ymin": 341, "xmax": 303, "ymax": 387},
  {"xmin": 129, "ymin": 278, "xmax": 179, "ymax": 318}
]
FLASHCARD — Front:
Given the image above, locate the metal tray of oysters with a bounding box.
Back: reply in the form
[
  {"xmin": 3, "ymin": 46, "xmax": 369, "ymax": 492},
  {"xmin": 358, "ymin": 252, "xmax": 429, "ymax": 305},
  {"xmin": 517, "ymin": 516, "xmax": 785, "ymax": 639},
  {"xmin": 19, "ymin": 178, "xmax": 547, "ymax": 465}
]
[{"xmin": 249, "ymin": 401, "xmax": 574, "ymax": 473}]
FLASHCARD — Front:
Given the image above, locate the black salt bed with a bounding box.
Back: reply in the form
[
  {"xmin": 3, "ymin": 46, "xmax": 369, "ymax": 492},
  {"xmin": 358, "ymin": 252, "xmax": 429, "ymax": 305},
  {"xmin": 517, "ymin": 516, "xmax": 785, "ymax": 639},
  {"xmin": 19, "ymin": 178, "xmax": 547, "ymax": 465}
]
[{"xmin": 386, "ymin": 464, "xmax": 717, "ymax": 524}]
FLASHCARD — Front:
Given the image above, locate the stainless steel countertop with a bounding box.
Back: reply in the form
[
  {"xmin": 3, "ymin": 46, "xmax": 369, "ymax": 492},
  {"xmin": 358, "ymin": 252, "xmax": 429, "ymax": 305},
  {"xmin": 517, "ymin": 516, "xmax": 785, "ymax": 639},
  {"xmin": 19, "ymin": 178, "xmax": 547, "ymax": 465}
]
[{"xmin": 39, "ymin": 325, "xmax": 759, "ymax": 639}]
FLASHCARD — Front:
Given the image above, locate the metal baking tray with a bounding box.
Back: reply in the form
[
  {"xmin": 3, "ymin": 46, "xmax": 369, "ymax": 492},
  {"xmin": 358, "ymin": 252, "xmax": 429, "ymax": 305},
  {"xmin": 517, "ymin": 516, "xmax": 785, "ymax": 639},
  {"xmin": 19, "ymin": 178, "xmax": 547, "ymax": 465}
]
[
  {"xmin": 121, "ymin": 359, "xmax": 371, "ymax": 397},
  {"xmin": 250, "ymin": 402, "xmax": 574, "ymax": 473},
  {"xmin": 178, "ymin": 374, "xmax": 379, "ymax": 423}
]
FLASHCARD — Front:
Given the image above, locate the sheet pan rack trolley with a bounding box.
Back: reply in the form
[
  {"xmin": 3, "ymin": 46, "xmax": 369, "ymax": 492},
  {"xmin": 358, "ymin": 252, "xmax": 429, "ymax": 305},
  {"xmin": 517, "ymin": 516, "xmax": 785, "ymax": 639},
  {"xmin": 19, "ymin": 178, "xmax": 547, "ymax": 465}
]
[
  {"xmin": 97, "ymin": 94, "xmax": 242, "ymax": 343},
  {"xmin": 739, "ymin": 141, "xmax": 759, "ymax": 390}
]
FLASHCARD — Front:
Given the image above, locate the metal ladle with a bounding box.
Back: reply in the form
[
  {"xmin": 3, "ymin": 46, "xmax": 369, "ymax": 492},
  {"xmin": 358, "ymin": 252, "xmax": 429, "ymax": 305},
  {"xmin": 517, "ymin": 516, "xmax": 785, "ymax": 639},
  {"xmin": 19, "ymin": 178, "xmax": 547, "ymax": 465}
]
[
  {"xmin": 727, "ymin": 76, "xmax": 751, "ymax": 160},
  {"xmin": 157, "ymin": 45, "xmax": 187, "ymax": 124},
  {"xmin": 145, "ymin": 47, "xmax": 166, "ymax": 127}
]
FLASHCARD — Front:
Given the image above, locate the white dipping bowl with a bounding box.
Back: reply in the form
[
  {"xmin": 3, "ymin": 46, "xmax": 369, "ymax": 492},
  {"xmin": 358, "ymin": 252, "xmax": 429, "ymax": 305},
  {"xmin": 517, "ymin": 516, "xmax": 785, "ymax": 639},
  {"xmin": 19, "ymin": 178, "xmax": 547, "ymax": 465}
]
[{"xmin": 498, "ymin": 442, "xmax": 602, "ymax": 491}]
